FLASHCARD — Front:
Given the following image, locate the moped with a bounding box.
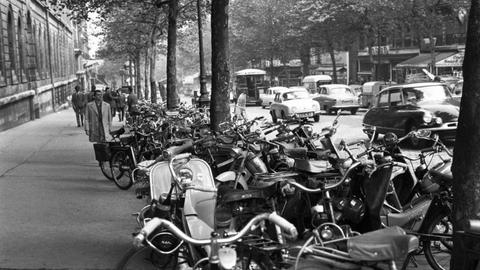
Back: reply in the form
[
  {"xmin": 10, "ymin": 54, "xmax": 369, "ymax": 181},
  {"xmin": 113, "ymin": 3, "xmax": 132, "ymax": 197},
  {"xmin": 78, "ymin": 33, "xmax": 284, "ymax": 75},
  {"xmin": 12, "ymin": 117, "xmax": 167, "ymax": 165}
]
[{"xmin": 119, "ymin": 152, "xmax": 297, "ymax": 270}]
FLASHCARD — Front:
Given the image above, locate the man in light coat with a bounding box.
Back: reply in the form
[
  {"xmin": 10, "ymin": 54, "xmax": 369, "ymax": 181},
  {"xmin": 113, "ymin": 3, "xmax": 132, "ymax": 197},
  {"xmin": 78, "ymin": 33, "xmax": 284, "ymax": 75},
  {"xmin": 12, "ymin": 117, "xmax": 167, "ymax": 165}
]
[{"xmin": 85, "ymin": 90, "xmax": 112, "ymax": 142}]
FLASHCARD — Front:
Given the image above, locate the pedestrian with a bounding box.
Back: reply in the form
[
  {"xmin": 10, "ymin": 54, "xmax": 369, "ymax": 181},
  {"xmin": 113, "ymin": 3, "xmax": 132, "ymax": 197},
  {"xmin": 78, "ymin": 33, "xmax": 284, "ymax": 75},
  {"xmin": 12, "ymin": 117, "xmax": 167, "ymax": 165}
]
[
  {"xmin": 127, "ymin": 86, "xmax": 138, "ymax": 115},
  {"xmin": 85, "ymin": 90, "xmax": 112, "ymax": 143},
  {"xmin": 103, "ymin": 87, "xmax": 116, "ymax": 118},
  {"xmin": 86, "ymin": 85, "xmax": 96, "ymax": 103},
  {"xmin": 116, "ymin": 89, "xmax": 126, "ymax": 122},
  {"xmin": 111, "ymin": 89, "xmax": 119, "ymax": 119},
  {"xmin": 71, "ymin": 85, "xmax": 86, "ymax": 127}
]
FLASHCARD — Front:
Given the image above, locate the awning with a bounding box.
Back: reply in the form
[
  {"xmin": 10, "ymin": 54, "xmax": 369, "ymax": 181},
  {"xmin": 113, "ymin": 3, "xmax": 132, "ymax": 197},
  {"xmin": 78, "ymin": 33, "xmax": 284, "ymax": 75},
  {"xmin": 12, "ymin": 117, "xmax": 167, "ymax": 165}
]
[
  {"xmin": 235, "ymin": 69, "xmax": 266, "ymax": 76},
  {"xmin": 436, "ymin": 52, "xmax": 464, "ymax": 67},
  {"xmin": 315, "ymin": 66, "xmax": 347, "ymax": 72},
  {"xmin": 396, "ymin": 52, "xmax": 456, "ymax": 68}
]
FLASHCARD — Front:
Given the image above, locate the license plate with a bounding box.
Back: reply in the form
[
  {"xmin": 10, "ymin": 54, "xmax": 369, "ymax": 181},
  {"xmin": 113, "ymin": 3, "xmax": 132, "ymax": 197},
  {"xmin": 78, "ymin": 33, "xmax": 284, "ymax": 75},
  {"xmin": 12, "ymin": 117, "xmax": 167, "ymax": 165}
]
[{"xmin": 297, "ymin": 112, "xmax": 313, "ymax": 118}]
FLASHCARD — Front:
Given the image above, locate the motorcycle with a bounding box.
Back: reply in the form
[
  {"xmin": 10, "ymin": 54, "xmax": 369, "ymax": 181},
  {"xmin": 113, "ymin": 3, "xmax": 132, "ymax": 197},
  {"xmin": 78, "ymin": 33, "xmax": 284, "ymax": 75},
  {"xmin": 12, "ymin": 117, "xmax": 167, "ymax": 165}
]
[{"xmin": 119, "ymin": 152, "xmax": 297, "ymax": 270}]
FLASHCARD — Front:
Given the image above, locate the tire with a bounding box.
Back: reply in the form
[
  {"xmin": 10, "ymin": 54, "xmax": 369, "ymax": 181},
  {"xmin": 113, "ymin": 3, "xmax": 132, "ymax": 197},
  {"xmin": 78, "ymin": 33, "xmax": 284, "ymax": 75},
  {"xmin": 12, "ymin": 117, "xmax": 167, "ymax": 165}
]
[
  {"xmin": 110, "ymin": 150, "xmax": 133, "ymax": 190},
  {"xmin": 350, "ymin": 108, "xmax": 358, "ymax": 115},
  {"xmin": 116, "ymin": 246, "xmax": 179, "ymax": 270},
  {"xmin": 271, "ymin": 111, "xmax": 277, "ymax": 123},
  {"xmin": 262, "ymin": 105, "xmax": 266, "ymax": 109},
  {"xmin": 99, "ymin": 161, "xmax": 114, "ymax": 181},
  {"xmin": 313, "ymin": 114, "xmax": 320, "ymax": 122},
  {"xmin": 422, "ymin": 213, "xmax": 453, "ymax": 270}
]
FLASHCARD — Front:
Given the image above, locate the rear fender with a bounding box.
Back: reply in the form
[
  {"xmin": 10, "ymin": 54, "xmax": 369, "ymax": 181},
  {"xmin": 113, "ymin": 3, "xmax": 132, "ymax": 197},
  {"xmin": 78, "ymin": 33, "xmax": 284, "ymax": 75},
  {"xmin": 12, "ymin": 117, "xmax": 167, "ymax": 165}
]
[{"xmin": 215, "ymin": 171, "xmax": 248, "ymax": 190}]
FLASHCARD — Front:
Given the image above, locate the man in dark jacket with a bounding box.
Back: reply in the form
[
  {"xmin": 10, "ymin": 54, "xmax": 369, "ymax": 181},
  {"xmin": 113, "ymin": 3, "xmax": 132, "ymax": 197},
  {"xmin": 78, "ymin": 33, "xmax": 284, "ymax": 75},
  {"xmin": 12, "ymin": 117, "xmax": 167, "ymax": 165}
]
[{"xmin": 71, "ymin": 85, "xmax": 86, "ymax": 127}]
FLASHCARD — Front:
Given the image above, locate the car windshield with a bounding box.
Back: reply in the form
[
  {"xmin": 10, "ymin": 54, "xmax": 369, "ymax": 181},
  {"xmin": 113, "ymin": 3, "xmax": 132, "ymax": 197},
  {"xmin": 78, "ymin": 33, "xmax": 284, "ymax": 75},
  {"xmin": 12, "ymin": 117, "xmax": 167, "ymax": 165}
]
[
  {"xmin": 329, "ymin": 87, "xmax": 353, "ymax": 96},
  {"xmin": 283, "ymin": 91, "xmax": 309, "ymax": 100},
  {"xmin": 403, "ymin": 85, "xmax": 451, "ymax": 103}
]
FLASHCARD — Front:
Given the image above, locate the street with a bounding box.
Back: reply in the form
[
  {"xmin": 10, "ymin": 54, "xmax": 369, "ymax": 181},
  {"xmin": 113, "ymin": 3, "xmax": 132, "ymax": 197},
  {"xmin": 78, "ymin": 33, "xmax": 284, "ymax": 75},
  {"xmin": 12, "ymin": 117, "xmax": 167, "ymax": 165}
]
[{"xmin": 0, "ymin": 105, "xmax": 433, "ymax": 270}]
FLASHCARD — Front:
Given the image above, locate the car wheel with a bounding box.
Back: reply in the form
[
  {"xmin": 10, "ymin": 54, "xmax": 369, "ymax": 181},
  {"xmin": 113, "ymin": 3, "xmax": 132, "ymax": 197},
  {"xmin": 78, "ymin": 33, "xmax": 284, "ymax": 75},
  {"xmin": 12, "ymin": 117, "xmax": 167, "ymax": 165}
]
[
  {"xmin": 262, "ymin": 105, "xmax": 266, "ymax": 109},
  {"xmin": 351, "ymin": 108, "xmax": 358, "ymax": 115},
  {"xmin": 313, "ymin": 114, "xmax": 320, "ymax": 122},
  {"xmin": 271, "ymin": 111, "xmax": 277, "ymax": 123}
]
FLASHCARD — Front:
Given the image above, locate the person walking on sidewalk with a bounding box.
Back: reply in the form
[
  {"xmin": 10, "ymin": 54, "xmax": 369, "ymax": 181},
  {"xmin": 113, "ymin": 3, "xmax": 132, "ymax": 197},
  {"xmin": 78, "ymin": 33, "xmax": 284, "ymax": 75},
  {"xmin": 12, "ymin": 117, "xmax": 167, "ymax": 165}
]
[
  {"xmin": 116, "ymin": 89, "xmax": 126, "ymax": 122},
  {"xmin": 86, "ymin": 85, "xmax": 96, "ymax": 103},
  {"xmin": 71, "ymin": 85, "xmax": 86, "ymax": 127},
  {"xmin": 85, "ymin": 90, "xmax": 112, "ymax": 143},
  {"xmin": 127, "ymin": 86, "xmax": 138, "ymax": 115},
  {"xmin": 103, "ymin": 87, "xmax": 116, "ymax": 118}
]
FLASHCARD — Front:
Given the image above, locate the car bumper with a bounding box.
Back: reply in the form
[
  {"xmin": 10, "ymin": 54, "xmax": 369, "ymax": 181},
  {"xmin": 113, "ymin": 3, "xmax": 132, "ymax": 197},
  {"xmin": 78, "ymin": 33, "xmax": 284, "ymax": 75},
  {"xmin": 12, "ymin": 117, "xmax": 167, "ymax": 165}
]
[
  {"xmin": 421, "ymin": 122, "xmax": 457, "ymax": 141},
  {"xmin": 290, "ymin": 111, "xmax": 320, "ymax": 118},
  {"xmin": 332, "ymin": 104, "xmax": 360, "ymax": 110}
]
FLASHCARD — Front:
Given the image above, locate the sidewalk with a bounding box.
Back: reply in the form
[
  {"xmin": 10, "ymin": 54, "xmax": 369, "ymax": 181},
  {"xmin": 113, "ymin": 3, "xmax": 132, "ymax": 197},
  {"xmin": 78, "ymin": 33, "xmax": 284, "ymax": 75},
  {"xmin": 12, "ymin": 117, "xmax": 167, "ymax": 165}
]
[{"xmin": 0, "ymin": 108, "xmax": 144, "ymax": 269}]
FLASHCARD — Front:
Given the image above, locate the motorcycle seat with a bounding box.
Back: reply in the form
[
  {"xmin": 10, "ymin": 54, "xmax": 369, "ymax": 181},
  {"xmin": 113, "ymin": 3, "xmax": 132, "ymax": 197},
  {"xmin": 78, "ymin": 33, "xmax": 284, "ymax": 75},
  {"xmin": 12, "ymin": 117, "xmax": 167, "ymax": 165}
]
[
  {"xmin": 429, "ymin": 169, "xmax": 453, "ymax": 184},
  {"xmin": 294, "ymin": 159, "xmax": 331, "ymax": 174},
  {"xmin": 219, "ymin": 189, "xmax": 266, "ymax": 204},
  {"xmin": 347, "ymin": 226, "xmax": 418, "ymax": 262},
  {"xmin": 283, "ymin": 147, "xmax": 308, "ymax": 159}
]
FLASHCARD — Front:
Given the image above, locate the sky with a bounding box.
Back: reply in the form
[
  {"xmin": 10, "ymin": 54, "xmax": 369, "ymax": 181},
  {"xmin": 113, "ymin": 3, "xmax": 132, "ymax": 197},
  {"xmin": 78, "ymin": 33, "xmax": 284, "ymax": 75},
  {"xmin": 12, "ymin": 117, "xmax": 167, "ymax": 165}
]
[{"xmin": 87, "ymin": 12, "xmax": 101, "ymax": 58}]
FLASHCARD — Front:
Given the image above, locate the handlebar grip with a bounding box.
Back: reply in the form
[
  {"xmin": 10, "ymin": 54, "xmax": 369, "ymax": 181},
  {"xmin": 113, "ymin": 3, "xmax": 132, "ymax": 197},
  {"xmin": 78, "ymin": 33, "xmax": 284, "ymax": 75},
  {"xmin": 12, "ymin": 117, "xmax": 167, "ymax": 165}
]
[
  {"xmin": 165, "ymin": 140, "xmax": 194, "ymax": 157},
  {"xmin": 268, "ymin": 212, "xmax": 298, "ymax": 240}
]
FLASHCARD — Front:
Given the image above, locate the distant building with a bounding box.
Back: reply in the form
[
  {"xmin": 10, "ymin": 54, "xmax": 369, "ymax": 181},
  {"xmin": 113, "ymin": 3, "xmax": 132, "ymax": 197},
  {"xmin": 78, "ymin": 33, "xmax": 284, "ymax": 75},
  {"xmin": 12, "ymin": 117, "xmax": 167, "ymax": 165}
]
[{"xmin": 0, "ymin": 0, "xmax": 86, "ymax": 131}]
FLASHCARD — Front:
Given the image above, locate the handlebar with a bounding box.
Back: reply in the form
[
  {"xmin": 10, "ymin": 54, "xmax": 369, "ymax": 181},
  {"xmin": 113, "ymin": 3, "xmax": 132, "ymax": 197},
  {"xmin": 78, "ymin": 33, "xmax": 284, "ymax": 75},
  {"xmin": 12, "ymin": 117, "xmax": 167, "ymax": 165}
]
[
  {"xmin": 133, "ymin": 212, "xmax": 298, "ymax": 248},
  {"xmin": 287, "ymin": 161, "xmax": 362, "ymax": 193}
]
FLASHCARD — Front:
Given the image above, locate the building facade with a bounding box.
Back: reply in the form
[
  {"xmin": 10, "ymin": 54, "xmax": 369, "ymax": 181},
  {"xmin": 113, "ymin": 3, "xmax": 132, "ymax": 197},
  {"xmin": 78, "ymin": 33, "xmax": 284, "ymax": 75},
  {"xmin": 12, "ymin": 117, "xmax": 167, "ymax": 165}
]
[{"xmin": 0, "ymin": 0, "xmax": 86, "ymax": 131}]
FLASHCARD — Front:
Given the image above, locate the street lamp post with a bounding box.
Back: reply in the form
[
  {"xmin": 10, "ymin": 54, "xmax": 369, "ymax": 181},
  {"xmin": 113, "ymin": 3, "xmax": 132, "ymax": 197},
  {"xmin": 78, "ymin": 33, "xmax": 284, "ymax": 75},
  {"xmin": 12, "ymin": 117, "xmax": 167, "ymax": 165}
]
[{"xmin": 197, "ymin": 0, "xmax": 209, "ymax": 107}]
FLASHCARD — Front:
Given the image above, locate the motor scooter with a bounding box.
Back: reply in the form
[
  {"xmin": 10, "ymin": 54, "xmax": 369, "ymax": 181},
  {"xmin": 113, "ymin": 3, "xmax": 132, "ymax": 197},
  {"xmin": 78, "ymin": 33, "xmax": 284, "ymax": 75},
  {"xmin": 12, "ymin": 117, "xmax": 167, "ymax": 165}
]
[{"xmin": 120, "ymin": 152, "xmax": 297, "ymax": 270}]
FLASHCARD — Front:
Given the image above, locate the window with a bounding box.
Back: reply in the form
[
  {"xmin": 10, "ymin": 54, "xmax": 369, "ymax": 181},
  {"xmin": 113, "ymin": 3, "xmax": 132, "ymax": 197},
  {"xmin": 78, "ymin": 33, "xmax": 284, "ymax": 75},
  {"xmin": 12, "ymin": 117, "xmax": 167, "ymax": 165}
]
[
  {"xmin": 378, "ymin": 92, "xmax": 389, "ymax": 107},
  {"xmin": 389, "ymin": 89, "xmax": 402, "ymax": 106},
  {"xmin": 7, "ymin": 10, "xmax": 16, "ymax": 83},
  {"xmin": 17, "ymin": 15, "xmax": 25, "ymax": 82}
]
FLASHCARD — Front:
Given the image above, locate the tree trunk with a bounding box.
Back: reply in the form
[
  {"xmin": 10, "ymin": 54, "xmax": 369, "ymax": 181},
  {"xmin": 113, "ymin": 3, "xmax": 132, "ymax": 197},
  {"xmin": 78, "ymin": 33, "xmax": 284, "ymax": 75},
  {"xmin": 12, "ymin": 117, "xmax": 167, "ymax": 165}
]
[
  {"xmin": 349, "ymin": 35, "xmax": 360, "ymax": 84},
  {"xmin": 300, "ymin": 45, "xmax": 310, "ymax": 77},
  {"xmin": 128, "ymin": 57, "xmax": 133, "ymax": 88},
  {"xmin": 144, "ymin": 48, "xmax": 149, "ymax": 100},
  {"xmin": 166, "ymin": 0, "xmax": 179, "ymax": 109},
  {"xmin": 210, "ymin": 0, "xmax": 231, "ymax": 131},
  {"xmin": 150, "ymin": 14, "xmax": 159, "ymax": 104},
  {"xmin": 328, "ymin": 45, "xmax": 338, "ymax": 83},
  {"xmin": 452, "ymin": 2, "xmax": 480, "ymax": 269},
  {"xmin": 135, "ymin": 50, "xmax": 142, "ymax": 99}
]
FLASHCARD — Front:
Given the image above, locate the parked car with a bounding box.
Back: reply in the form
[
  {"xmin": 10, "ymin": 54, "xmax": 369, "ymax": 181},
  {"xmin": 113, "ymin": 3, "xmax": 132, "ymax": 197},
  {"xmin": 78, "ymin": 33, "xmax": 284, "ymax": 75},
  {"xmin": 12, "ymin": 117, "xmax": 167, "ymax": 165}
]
[
  {"xmin": 260, "ymin": 86, "xmax": 289, "ymax": 108},
  {"xmin": 312, "ymin": 84, "xmax": 360, "ymax": 115},
  {"xmin": 359, "ymin": 81, "xmax": 396, "ymax": 108},
  {"xmin": 302, "ymin": 75, "xmax": 332, "ymax": 94},
  {"xmin": 270, "ymin": 87, "xmax": 321, "ymax": 123},
  {"xmin": 362, "ymin": 82, "xmax": 459, "ymax": 144}
]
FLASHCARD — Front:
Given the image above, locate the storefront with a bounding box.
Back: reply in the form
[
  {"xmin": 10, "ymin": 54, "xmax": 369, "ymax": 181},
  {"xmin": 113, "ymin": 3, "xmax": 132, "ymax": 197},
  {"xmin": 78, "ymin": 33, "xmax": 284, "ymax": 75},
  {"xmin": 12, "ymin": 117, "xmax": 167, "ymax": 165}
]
[{"xmin": 395, "ymin": 52, "xmax": 462, "ymax": 82}]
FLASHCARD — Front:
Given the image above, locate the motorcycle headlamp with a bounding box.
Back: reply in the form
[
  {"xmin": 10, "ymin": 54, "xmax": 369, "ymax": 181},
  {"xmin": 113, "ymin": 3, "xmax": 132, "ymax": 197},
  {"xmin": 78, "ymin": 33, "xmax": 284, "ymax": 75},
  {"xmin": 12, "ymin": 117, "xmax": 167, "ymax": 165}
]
[
  {"xmin": 178, "ymin": 168, "xmax": 193, "ymax": 184},
  {"xmin": 383, "ymin": 132, "xmax": 398, "ymax": 147},
  {"xmin": 435, "ymin": 117, "xmax": 443, "ymax": 125}
]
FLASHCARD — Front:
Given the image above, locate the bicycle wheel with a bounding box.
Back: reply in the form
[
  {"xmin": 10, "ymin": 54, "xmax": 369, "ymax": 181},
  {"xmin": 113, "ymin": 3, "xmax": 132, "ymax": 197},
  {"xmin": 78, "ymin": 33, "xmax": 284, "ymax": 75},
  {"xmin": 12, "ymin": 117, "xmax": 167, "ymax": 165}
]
[
  {"xmin": 422, "ymin": 213, "xmax": 453, "ymax": 270},
  {"xmin": 111, "ymin": 150, "xmax": 133, "ymax": 190},
  {"xmin": 100, "ymin": 161, "xmax": 123, "ymax": 181},
  {"xmin": 116, "ymin": 246, "xmax": 178, "ymax": 270}
]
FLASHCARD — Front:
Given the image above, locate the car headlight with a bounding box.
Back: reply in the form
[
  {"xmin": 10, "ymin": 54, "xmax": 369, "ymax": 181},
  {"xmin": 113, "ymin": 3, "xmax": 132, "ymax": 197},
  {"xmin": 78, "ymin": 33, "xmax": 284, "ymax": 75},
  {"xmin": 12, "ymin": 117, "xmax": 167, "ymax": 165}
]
[
  {"xmin": 423, "ymin": 112, "xmax": 433, "ymax": 123},
  {"xmin": 291, "ymin": 106, "xmax": 297, "ymax": 113}
]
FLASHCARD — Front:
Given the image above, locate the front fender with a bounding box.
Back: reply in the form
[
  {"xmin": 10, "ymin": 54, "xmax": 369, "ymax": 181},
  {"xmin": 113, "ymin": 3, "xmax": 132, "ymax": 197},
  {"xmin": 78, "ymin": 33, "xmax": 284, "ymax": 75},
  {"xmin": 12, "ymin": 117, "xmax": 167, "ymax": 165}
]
[{"xmin": 215, "ymin": 171, "xmax": 248, "ymax": 190}]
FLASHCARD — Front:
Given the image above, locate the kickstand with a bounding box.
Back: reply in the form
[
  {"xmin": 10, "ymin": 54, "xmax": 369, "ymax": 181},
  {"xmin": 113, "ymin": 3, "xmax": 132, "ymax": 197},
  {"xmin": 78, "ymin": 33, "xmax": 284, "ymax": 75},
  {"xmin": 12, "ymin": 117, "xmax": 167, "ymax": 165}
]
[{"xmin": 401, "ymin": 253, "xmax": 419, "ymax": 270}]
